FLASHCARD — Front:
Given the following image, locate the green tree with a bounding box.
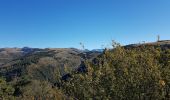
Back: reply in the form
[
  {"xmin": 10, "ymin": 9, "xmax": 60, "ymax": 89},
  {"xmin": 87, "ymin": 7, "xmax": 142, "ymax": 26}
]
[{"xmin": 0, "ymin": 77, "xmax": 15, "ymax": 99}]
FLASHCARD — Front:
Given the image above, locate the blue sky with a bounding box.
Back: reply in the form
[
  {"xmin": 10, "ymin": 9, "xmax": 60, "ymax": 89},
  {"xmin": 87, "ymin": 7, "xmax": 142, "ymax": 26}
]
[{"xmin": 0, "ymin": 0, "xmax": 170, "ymax": 49}]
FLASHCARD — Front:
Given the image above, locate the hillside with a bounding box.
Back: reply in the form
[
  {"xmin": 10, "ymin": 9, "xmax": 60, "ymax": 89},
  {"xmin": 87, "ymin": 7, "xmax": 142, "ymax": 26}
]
[
  {"xmin": 0, "ymin": 48, "xmax": 101, "ymax": 82},
  {"xmin": 0, "ymin": 40, "xmax": 170, "ymax": 99},
  {"xmin": 0, "ymin": 47, "xmax": 42, "ymax": 65},
  {"xmin": 126, "ymin": 40, "xmax": 170, "ymax": 48}
]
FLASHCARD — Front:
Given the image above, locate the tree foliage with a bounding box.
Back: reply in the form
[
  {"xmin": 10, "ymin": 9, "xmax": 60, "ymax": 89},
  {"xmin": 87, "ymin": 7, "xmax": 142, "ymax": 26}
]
[
  {"xmin": 0, "ymin": 77, "xmax": 15, "ymax": 99},
  {"xmin": 62, "ymin": 42, "xmax": 170, "ymax": 100}
]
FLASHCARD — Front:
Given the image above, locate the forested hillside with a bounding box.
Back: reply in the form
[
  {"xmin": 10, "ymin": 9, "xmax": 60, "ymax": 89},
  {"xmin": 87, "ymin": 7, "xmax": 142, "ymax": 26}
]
[{"xmin": 0, "ymin": 41, "xmax": 170, "ymax": 100}]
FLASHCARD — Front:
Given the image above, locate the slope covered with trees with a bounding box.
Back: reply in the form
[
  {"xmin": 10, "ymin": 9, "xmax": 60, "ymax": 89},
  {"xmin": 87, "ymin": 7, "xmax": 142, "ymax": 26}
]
[{"xmin": 0, "ymin": 41, "xmax": 170, "ymax": 100}]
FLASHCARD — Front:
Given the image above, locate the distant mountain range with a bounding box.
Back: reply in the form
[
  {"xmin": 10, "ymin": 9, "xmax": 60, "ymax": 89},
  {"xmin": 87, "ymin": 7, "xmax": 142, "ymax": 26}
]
[
  {"xmin": 0, "ymin": 47, "xmax": 102, "ymax": 82},
  {"xmin": 0, "ymin": 40, "xmax": 170, "ymax": 66},
  {"xmin": 91, "ymin": 49, "xmax": 104, "ymax": 52}
]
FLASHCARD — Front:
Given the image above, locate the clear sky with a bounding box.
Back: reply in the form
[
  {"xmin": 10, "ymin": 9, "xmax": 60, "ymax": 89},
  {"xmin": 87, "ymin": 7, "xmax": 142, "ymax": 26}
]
[{"xmin": 0, "ymin": 0, "xmax": 170, "ymax": 49}]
